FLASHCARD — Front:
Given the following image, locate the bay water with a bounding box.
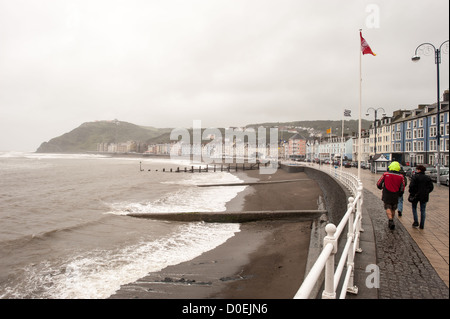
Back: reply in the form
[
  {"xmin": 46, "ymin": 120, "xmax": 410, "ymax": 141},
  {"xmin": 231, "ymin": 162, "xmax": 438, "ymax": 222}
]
[{"xmin": 0, "ymin": 152, "xmax": 246, "ymax": 299}]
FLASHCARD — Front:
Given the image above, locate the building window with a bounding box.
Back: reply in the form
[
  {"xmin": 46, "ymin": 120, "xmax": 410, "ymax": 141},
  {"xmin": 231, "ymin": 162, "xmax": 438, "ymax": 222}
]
[
  {"xmin": 430, "ymin": 140, "xmax": 437, "ymax": 151},
  {"xmin": 429, "ymin": 154, "xmax": 435, "ymax": 165},
  {"xmin": 430, "ymin": 126, "xmax": 437, "ymax": 137},
  {"xmin": 431, "ymin": 116, "xmax": 436, "ymax": 125},
  {"xmin": 406, "ymin": 130, "xmax": 412, "ymax": 139},
  {"xmin": 417, "ymin": 141, "xmax": 424, "ymax": 151},
  {"xmin": 419, "ymin": 118, "xmax": 423, "ymax": 127},
  {"xmin": 407, "ymin": 121, "xmax": 411, "ymax": 129},
  {"xmin": 406, "ymin": 142, "xmax": 411, "ymax": 152},
  {"xmin": 417, "ymin": 155, "xmax": 424, "ymax": 164},
  {"xmin": 413, "ymin": 120, "xmax": 417, "ymax": 128},
  {"xmin": 418, "ymin": 129, "xmax": 424, "ymax": 138}
]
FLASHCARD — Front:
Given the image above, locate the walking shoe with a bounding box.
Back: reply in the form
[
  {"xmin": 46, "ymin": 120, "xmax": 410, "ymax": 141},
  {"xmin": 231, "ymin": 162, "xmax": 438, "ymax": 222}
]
[
  {"xmin": 398, "ymin": 211, "xmax": 402, "ymax": 217},
  {"xmin": 388, "ymin": 219, "xmax": 395, "ymax": 230},
  {"xmin": 412, "ymin": 222, "xmax": 419, "ymax": 228}
]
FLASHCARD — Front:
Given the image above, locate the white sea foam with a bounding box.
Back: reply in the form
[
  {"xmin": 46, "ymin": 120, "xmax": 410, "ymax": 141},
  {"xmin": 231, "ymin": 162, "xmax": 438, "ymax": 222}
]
[
  {"xmin": 144, "ymin": 157, "xmax": 200, "ymax": 167},
  {"xmin": 162, "ymin": 171, "xmax": 244, "ymax": 186},
  {"xmin": 26, "ymin": 153, "xmax": 110, "ymax": 160},
  {"xmin": 0, "ymin": 151, "xmax": 109, "ymax": 160},
  {"xmin": 0, "ymin": 151, "xmax": 27, "ymax": 158},
  {"xmin": 1, "ymin": 222, "xmax": 239, "ymax": 299},
  {"xmin": 110, "ymin": 172, "xmax": 246, "ymax": 215}
]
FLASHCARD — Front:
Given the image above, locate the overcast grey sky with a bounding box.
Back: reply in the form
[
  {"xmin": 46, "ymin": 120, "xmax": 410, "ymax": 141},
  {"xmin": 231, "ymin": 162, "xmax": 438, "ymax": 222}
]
[{"xmin": 0, "ymin": 0, "xmax": 449, "ymax": 151}]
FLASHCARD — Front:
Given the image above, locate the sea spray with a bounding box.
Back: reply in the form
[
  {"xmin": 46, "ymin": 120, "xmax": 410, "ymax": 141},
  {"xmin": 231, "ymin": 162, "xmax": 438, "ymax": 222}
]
[
  {"xmin": 1, "ymin": 222, "xmax": 240, "ymax": 299},
  {"xmin": 109, "ymin": 171, "xmax": 247, "ymax": 215}
]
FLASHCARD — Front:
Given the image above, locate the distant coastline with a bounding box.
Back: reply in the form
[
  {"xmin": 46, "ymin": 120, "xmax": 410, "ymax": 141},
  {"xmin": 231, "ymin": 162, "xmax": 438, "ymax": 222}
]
[{"xmin": 34, "ymin": 150, "xmax": 172, "ymax": 159}]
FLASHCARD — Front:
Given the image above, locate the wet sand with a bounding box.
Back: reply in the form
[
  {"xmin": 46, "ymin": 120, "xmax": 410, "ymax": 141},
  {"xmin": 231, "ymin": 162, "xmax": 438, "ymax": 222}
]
[{"xmin": 109, "ymin": 168, "xmax": 323, "ymax": 299}]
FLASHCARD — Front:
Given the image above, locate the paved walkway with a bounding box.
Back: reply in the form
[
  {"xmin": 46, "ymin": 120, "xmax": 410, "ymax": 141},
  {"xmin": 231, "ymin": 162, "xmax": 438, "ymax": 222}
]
[
  {"xmin": 328, "ymin": 168, "xmax": 449, "ymax": 299},
  {"xmin": 354, "ymin": 167, "xmax": 449, "ymax": 287},
  {"xmin": 316, "ymin": 164, "xmax": 449, "ymax": 298}
]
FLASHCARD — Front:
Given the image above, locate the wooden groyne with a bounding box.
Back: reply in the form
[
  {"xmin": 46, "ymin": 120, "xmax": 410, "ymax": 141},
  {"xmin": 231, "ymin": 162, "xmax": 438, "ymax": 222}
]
[{"xmin": 139, "ymin": 162, "xmax": 277, "ymax": 173}]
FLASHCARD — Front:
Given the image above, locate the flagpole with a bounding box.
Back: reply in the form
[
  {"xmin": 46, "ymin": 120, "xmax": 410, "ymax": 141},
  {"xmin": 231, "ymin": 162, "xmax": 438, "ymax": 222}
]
[
  {"xmin": 340, "ymin": 115, "xmax": 344, "ymax": 175},
  {"xmin": 329, "ymin": 127, "xmax": 332, "ymax": 175},
  {"xmin": 358, "ymin": 29, "xmax": 362, "ymax": 180}
]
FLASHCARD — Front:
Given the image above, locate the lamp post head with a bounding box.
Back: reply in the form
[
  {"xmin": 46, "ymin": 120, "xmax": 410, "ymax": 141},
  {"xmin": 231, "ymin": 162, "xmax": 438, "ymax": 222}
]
[{"xmin": 411, "ymin": 55, "xmax": 421, "ymax": 62}]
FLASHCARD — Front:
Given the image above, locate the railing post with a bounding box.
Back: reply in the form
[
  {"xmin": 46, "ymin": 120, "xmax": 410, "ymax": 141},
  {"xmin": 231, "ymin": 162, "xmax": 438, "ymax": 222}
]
[
  {"xmin": 357, "ymin": 182, "xmax": 364, "ymax": 237},
  {"xmin": 322, "ymin": 223, "xmax": 337, "ymax": 299},
  {"xmin": 347, "ymin": 196, "xmax": 355, "ymax": 236}
]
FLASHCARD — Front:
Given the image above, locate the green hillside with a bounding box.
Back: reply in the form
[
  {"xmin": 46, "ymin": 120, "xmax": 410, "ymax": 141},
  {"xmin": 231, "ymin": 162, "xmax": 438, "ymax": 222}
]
[
  {"xmin": 246, "ymin": 119, "xmax": 371, "ymax": 137},
  {"xmin": 36, "ymin": 120, "xmax": 171, "ymax": 153}
]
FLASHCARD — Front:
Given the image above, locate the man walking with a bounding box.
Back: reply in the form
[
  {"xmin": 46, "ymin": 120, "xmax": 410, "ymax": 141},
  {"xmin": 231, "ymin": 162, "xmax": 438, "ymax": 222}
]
[
  {"xmin": 397, "ymin": 167, "xmax": 408, "ymax": 217},
  {"xmin": 377, "ymin": 161, "xmax": 406, "ymax": 230},
  {"xmin": 408, "ymin": 165, "xmax": 434, "ymax": 229}
]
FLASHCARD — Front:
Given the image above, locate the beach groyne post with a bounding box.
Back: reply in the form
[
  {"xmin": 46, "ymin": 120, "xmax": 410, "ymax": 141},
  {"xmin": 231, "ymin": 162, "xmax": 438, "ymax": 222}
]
[{"xmin": 154, "ymin": 162, "xmax": 265, "ymax": 174}]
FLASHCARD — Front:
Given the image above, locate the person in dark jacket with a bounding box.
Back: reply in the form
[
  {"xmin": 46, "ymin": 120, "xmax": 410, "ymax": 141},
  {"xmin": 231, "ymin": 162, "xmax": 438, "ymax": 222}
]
[
  {"xmin": 377, "ymin": 161, "xmax": 405, "ymax": 230},
  {"xmin": 397, "ymin": 167, "xmax": 408, "ymax": 217},
  {"xmin": 408, "ymin": 165, "xmax": 434, "ymax": 229}
]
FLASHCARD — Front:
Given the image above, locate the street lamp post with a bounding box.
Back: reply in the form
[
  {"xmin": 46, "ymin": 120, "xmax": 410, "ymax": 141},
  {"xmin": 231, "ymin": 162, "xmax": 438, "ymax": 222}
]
[
  {"xmin": 412, "ymin": 40, "xmax": 449, "ymax": 187},
  {"xmin": 366, "ymin": 107, "xmax": 386, "ymax": 158}
]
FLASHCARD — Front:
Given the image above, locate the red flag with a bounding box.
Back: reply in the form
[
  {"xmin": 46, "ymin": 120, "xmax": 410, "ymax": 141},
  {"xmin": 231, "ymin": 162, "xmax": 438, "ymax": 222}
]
[{"xmin": 360, "ymin": 31, "xmax": 376, "ymax": 56}]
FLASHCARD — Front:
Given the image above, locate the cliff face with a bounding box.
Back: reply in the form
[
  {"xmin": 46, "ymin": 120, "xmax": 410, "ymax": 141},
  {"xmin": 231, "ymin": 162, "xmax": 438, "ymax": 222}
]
[{"xmin": 36, "ymin": 121, "xmax": 171, "ymax": 153}]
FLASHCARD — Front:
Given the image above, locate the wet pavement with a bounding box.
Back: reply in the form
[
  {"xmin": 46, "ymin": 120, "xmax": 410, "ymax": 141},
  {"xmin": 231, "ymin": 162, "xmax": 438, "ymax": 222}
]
[{"xmin": 319, "ymin": 164, "xmax": 449, "ymax": 299}]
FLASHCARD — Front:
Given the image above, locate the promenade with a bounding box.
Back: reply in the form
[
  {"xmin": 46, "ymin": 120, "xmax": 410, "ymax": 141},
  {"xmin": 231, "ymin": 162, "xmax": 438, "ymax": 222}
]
[{"xmin": 317, "ymin": 164, "xmax": 449, "ymax": 299}]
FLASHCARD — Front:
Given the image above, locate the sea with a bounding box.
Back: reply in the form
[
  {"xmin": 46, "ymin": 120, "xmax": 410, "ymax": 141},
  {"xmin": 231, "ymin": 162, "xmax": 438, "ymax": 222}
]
[{"xmin": 0, "ymin": 151, "xmax": 247, "ymax": 299}]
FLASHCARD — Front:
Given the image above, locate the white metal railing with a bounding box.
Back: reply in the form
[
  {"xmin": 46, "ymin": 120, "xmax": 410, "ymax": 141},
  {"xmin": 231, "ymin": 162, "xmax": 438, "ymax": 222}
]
[{"xmin": 290, "ymin": 162, "xmax": 364, "ymax": 299}]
